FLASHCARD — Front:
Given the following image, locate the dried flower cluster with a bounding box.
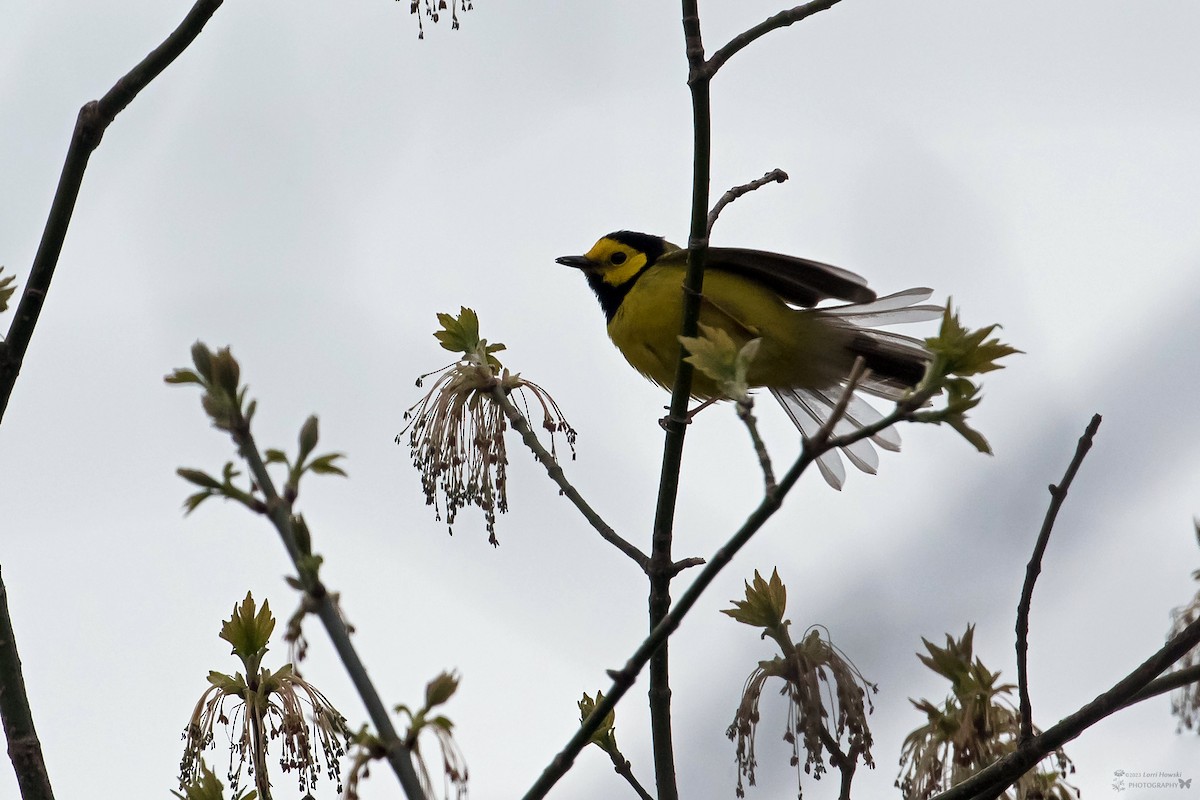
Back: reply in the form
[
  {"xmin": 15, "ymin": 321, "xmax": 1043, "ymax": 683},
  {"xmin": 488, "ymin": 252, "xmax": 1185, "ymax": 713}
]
[
  {"xmin": 1169, "ymin": 521, "xmax": 1200, "ymax": 731},
  {"xmin": 896, "ymin": 626, "xmax": 1076, "ymax": 800},
  {"xmin": 408, "ymin": 0, "xmax": 474, "ymax": 38},
  {"xmin": 727, "ymin": 627, "xmax": 876, "ymax": 797},
  {"xmin": 180, "ymin": 667, "xmax": 350, "ymax": 797},
  {"xmin": 401, "ymin": 308, "xmax": 574, "ymax": 545},
  {"xmin": 723, "ymin": 570, "xmax": 876, "ymax": 798},
  {"xmin": 346, "ymin": 671, "xmax": 468, "ymax": 800},
  {"xmin": 178, "ymin": 595, "xmax": 351, "ymax": 798}
]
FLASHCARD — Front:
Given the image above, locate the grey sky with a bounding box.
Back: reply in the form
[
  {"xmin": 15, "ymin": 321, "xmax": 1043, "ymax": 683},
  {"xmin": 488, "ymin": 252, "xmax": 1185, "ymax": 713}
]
[{"xmin": 2, "ymin": 1, "xmax": 1199, "ymax": 798}]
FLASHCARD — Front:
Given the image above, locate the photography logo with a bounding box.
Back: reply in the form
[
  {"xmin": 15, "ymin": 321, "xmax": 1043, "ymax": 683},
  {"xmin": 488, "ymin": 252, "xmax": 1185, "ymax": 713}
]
[{"xmin": 1111, "ymin": 768, "xmax": 1193, "ymax": 792}]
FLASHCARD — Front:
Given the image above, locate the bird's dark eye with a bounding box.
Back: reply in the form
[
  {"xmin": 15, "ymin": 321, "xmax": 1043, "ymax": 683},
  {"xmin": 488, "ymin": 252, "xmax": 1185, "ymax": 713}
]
[{"xmin": 610, "ymin": 251, "xmax": 627, "ymax": 266}]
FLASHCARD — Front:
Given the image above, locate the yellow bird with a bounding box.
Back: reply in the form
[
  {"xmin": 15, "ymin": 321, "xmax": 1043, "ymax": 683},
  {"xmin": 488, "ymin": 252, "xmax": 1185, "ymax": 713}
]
[{"xmin": 556, "ymin": 231, "xmax": 940, "ymax": 488}]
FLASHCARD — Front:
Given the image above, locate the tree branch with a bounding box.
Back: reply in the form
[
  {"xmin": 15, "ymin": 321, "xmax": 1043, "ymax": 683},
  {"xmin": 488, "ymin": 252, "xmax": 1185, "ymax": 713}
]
[
  {"xmin": 637, "ymin": 4, "xmax": 712, "ymax": 797},
  {"xmin": 0, "ymin": 567, "xmax": 55, "ymax": 800},
  {"xmin": 520, "ymin": 396, "xmax": 915, "ymax": 800},
  {"xmin": 934, "ymin": 611, "xmax": 1200, "ymax": 800},
  {"xmin": 804, "ymin": 358, "xmax": 867, "ymax": 455},
  {"xmin": 1123, "ymin": 662, "xmax": 1200, "ymax": 709},
  {"xmin": 0, "ymin": 0, "xmax": 226, "ymax": 424},
  {"xmin": 1, "ymin": 5, "xmax": 228, "ymax": 797},
  {"xmin": 707, "ymin": 169, "xmax": 788, "ymax": 235},
  {"xmin": 1015, "ymin": 414, "xmax": 1102, "ymax": 742},
  {"xmin": 701, "ymin": 0, "xmax": 845, "ymax": 81},
  {"xmin": 667, "ymin": 556, "xmax": 706, "ymax": 577},
  {"xmin": 489, "ymin": 386, "xmax": 649, "ymax": 568},
  {"xmin": 608, "ymin": 751, "xmax": 655, "ymax": 800},
  {"xmin": 737, "ymin": 397, "xmax": 777, "ymax": 493},
  {"xmin": 230, "ymin": 423, "xmax": 428, "ymax": 800},
  {"xmin": 522, "ymin": 446, "xmax": 817, "ymax": 800}
]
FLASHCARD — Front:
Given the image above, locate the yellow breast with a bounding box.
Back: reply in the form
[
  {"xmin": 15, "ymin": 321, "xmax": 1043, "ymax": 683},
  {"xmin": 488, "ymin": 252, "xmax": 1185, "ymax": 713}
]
[{"xmin": 607, "ymin": 264, "xmax": 852, "ymax": 399}]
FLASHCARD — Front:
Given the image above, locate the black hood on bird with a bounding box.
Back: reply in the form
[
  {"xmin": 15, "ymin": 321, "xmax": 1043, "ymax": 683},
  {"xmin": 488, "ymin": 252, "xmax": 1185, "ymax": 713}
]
[{"xmin": 607, "ymin": 231, "xmax": 669, "ymax": 264}]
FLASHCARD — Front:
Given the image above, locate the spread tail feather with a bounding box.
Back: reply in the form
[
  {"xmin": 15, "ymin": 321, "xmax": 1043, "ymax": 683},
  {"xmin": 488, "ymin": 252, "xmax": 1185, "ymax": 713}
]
[
  {"xmin": 774, "ymin": 288, "xmax": 940, "ymax": 489},
  {"xmin": 827, "ymin": 288, "xmax": 941, "ymax": 388},
  {"xmin": 772, "ymin": 387, "xmax": 901, "ymax": 490}
]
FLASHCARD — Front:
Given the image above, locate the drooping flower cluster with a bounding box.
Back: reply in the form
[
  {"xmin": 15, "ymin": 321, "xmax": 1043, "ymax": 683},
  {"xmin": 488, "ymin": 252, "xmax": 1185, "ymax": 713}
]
[
  {"xmin": 178, "ymin": 594, "xmax": 351, "ymax": 798},
  {"xmin": 345, "ymin": 671, "xmax": 468, "ymax": 800},
  {"xmin": 1169, "ymin": 521, "xmax": 1200, "ymax": 731},
  {"xmin": 400, "ymin": 308, "xmax": 574, "ymax": 545},
  {"xmin": 408, "ymin": 0, "xmax": 474, "ymax": 38},
  {"xmin": 723, "ymin": 570, "xmax": 876, "ymax": 798}
]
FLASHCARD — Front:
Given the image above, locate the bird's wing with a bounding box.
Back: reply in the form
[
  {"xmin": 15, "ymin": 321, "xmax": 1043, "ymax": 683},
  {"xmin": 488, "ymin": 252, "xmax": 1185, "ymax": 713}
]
[
  {"xmin": 694, "ymin": 292, "xmax": 762, "ymax": 339},
  {"xmin": 658, "ymin": 247, "xmax": 876, "ymax": 307}
]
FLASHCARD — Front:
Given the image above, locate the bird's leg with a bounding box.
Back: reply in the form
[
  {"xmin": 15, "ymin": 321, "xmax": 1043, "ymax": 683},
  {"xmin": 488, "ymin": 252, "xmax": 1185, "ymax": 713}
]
[{"xmin": 658, "ymin": 397, "xmax": 720, "ymax": 430}]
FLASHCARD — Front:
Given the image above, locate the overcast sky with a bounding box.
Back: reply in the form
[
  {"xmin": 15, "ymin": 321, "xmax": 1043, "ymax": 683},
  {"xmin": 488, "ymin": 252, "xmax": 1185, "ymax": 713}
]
[{"xmin": 3, "ymin": 1, "xmax": 1200, "ymax": 799}]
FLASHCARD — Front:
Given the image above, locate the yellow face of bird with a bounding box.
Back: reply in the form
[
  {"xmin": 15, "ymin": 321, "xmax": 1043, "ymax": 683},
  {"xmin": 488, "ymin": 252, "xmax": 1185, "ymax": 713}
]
[{"xmin": 575, "ymin": 236, "xmax": 654, "ymax": 288}]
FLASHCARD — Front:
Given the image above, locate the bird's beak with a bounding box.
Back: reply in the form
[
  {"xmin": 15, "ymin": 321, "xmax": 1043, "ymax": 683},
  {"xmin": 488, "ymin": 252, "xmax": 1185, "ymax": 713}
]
[{"xmin": 555, "ymin": 255, "xmax": 594, "ymax": 270}]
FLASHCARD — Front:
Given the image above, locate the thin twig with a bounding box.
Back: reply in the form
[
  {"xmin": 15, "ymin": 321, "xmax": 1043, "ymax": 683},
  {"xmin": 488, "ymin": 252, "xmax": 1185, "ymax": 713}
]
[
  {"xmin": 521, "ymin": 448, "xmax": 816, "ymax": 800},
  {"xmin": 707, "ymin": 169, "xmax": 789, "ymax": 235},
  {"xmin": 668, "ymin": 556, "xmax": 707, "ymax": 578},
  {"xmin": 0, "ymin": 0, "xmax": 225, "ymax": 424},
  {"xmin": 801, "ymin": 358, "xmax": 867, "ymax": 471},
  {"xmin": 609, "ymin": 752, "xmax": 655, "ymax": 800},
  {"xmin": 934, "ymin": 611, "xmax": 1200, "ymax": 800},
  {"xmin": 638, "ymin": 3, "xmax": 840, "ymax": 796},
  {"xmin": 490, "ymin": 386, "xmax": 649, "ymax": 569},
  {"xmin": 1016, "ymin": 414, "xmax": 1102, "ymax": 743},
  {"xmin": 638, "ymin": 3, "xmax": 711, "ymax": 797},
  {"xmin": 0, "ymin": 5, "xmax": 227, "ymax": 797},
  {"xmin": 0, "ymin": 567, "xmax": 55, "ymax": 800},
  {"xmin": 825, "ymin": 386, "xmax": 934, "ymax": 453},
  {"xmin": 231, "ymin": 423, "xmax": 428, "ymax": 800},
  {"xmin": 811, "ymin": 724, "xmax": 859, "ymax": 800},
  {"xmin": 736, "ymin": 397, "xmax": 777, "ymax": 493},
  {"xmin": 521, "ymin": 397, "xmax": 911, "ymax": 800},
  {"xmin": 701, "ymin": 0, "xmax": 845, "ymax": 81},
  {"xmin": 249, "ymin": 698, "xmax": 272, "ymax": 800},
  {"xmin": 1123, "ymin": 662, "xmax": 1200, "ymax": 709},
  {"xmin": 837, "ymin": 743, "xmax": 863, "ymax": 800}
]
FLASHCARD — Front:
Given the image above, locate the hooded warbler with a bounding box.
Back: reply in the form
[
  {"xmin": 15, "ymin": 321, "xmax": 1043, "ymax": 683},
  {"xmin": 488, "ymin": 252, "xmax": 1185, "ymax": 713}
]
[{"xmin": 556, "ymin": 231, "xmax": 940, "ymax": 489}]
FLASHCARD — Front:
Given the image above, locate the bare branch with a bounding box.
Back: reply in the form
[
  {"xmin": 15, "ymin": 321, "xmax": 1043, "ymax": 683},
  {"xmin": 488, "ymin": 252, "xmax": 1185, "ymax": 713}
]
[
  {"xmin": 1016, "ymin": 414, "xmax": 1102, "ymax": 742},
  {"xmin": 934, "ymin": 611, "xmax": 1200, "ymax": 800},
  {"xmin": 0, "ymin": 0, "xmax": 226, "ymax": 424},
  {"xmin": 707, "ymin": 169, "xmax": 789, "ymax": 235},
  {"xmin": 608, "ymin": 752, "xmax": 655, "ymax": 800},
  {"xmin": 825, "ymin": 385, "xmax": 934, "ymax": 453},
  {"xmin": 701, "ymin": 0, "xmax": 845, "ymax": 81},
  {"xmin": 668, "ymin": 557, "xmax": 707, "ymax": 577},
  {"xmin": 815, "ymin": 725, "xmax": 858, "ymax": 800},
  {"xmin": 837, "ymin": 744, "xmax": 864, "ymax": 800},
  {"xmin": 521, "ymin": 453, "xmax": 815, "ymax": 799},
  {"xmin": 737, "ymin": 397, "xmax": 777, "ymax": 493},
  {"xmin": 1, "ymin": 6, "xmax": 229, "ymax": 797},
  {"xmin": 489, "ymin": 386, "xmax": 650, "ymax": 570},
  {"xmin": 523, "ymin": 379, "xmax": 932, "ymax": 800},
  {"xmin": 229, "ymin": 421, "xmax": 429, "ymax": 800},
  {"xmin": 1124, "ymin": 663, "xmax": 1200, "ymax": 709},
  {"xmin": 0, "ymin": 568, "xmax": 55, "ymax": 800}
]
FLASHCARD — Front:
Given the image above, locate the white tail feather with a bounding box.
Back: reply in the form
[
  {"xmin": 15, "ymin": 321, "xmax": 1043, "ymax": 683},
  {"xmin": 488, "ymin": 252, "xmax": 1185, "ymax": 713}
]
[{"xmin": 768, "ymin": 286, "xmax": 936, "ymax": 489}]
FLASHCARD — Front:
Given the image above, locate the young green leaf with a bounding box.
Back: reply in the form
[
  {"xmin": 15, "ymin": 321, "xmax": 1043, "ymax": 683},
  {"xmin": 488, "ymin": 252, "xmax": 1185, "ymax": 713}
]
[
  {"xmin": 721, "ymin": 568, "xmax": 788, "ymax": 631},
  {"xmin": 0, "ymin": 268, "xmax": 15, "ymax": 312},
  {"xmin": 678, "ymin": 325, "xmax": 761, "ymax": 402}
]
